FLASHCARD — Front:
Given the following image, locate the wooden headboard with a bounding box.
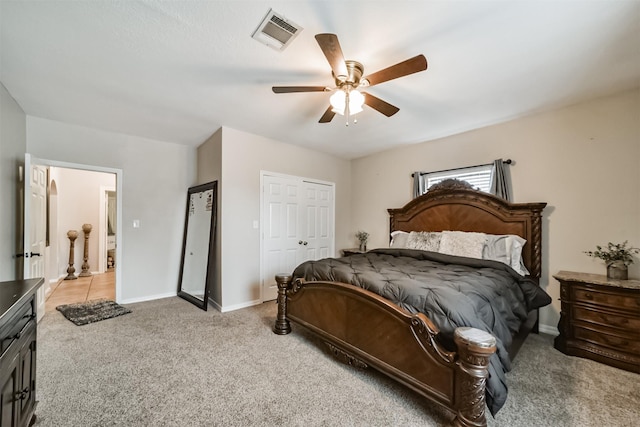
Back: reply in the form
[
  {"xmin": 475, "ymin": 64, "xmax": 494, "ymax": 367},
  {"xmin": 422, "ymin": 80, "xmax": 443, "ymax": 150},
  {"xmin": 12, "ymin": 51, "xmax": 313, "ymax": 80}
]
[{"xmin": 388, "ymin": 180, "xmax": 546, "ymax": 278}]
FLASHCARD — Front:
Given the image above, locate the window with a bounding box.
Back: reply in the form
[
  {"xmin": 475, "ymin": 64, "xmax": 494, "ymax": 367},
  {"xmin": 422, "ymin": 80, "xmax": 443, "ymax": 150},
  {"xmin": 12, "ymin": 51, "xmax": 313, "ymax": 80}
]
[{"xmin": 420, "ymin": 164, "xmax": 493, "ymax": 195}]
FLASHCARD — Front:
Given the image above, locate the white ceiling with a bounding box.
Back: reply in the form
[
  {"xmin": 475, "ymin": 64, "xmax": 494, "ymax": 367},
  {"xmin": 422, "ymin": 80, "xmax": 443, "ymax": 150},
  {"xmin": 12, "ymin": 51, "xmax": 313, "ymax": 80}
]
[{"xmin": 1, "ymin": 1, "xmax": 639, "ymax": 159}]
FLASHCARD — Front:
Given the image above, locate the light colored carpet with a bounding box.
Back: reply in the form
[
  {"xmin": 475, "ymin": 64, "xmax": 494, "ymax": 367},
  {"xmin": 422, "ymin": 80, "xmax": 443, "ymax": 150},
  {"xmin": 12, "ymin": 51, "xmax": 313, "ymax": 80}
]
[{"xmin": 34, "ymin": 297, "xmax": 638, "ymax": 426}]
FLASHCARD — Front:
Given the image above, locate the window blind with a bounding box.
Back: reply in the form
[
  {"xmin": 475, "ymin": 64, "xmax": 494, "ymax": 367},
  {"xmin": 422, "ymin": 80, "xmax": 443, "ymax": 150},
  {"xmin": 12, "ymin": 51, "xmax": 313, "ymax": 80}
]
[{"xmin": 424, "ymin": 164, "xmax": 493, "ymax": 193}]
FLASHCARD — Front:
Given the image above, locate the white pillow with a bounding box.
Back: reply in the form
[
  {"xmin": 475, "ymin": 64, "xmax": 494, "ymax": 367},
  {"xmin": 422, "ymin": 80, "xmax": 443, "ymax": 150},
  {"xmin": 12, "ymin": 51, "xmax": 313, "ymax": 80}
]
[
  {"xmin": 438, "ymin": 231, "xmax": 486, "ymax": 259},
  {"xmin": 406, "ymin": 231, "xmax": 441, "ymax": 252},
  {"xmin": 390, "ymin": 230, "xmax": 409, "ymax": 248},
  {"xmin": 483, "ymin": 234, "xmax": 529, "ymax": 276}
]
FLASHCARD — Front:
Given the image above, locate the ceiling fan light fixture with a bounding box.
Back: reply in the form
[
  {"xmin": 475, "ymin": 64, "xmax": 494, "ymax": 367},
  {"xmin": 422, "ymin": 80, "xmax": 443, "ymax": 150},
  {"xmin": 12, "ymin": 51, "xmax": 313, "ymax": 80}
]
[
  {"xmin": 330, "ymin": 90, "xmax": 346, "ymax": 115},
  {"xmin": 330, "ymin": 89, "xmax": 365, "ymax": 116},
  {"xmin": 349, "ymin": 90, "xmax": 365, "ymax": 114}
]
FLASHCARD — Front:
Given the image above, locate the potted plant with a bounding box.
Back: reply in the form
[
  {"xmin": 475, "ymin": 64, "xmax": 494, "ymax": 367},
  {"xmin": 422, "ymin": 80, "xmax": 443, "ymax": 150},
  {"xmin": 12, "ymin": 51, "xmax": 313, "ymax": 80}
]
[
  {"xmin": 584, "ymin": 241, "xmax": 639, "ymax": 280},
  {"xmin": 356, "ymin": 230, "xmax": 369, "ymax": 252}
]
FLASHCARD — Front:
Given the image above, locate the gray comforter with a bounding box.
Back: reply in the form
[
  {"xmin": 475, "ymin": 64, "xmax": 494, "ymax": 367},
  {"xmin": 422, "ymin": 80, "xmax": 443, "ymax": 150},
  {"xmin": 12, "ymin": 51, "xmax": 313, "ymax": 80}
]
[{"xmin": 292, "ymin": 248, "xmax": 552, "ymax": 415}]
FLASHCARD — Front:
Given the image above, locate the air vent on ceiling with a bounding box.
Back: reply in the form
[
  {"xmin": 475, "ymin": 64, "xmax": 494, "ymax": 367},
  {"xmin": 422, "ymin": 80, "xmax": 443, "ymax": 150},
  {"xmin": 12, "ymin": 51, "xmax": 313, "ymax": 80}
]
[{"xmin": 251, "ymin": 9, "xmax": 303, "ymax": 51}]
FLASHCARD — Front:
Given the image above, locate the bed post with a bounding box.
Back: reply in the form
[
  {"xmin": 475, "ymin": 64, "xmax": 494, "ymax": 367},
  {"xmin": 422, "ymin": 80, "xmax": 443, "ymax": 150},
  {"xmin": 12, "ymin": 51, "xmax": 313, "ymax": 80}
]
[
  {"xmin": 273, "ymin": 273, "xmax": 292, "ymax": 335},
  {"xmin": 453, "ymin": 327, "xmax": 497, "ymax": 427}
]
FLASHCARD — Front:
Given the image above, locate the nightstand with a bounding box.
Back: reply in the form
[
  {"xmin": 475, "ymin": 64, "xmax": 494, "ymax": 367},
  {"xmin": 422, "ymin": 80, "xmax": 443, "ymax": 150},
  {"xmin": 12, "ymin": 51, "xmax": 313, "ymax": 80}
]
[
  {"xmin": 341, "ymin": 248, "xmax": 365, "ymax": 256},
  {"xmin": 553, "ymin": 270, "xmax": 640, "ymax": 373}
]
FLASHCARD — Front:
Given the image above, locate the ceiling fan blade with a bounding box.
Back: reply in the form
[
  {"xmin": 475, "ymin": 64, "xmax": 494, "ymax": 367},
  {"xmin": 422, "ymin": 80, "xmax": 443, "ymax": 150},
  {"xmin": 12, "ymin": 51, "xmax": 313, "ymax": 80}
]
[
  {"xmin": 362, "ymin": 92, "xmax": 400, "ymax": 117},
  {"xmin": 319, "ymin": 105, "xmax": 336, "ymax": 123},
  {"xmin": 364, "ymin": 54, "xmax": 427, "ymax": 87},
  {"xmin": 272, "ymin": 86, "xmax": 328, "ymax": 93},
  {"xmin": 315, "ymin": 34, "xmax": 348, "ymax": 79}
]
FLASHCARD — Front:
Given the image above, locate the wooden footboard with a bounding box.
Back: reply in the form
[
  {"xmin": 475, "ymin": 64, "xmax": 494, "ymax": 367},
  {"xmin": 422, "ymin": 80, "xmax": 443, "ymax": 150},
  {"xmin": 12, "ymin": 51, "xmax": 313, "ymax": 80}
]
[{"xmin": 274, "ymin": 274, "xmax": 497, "ymax": 427}]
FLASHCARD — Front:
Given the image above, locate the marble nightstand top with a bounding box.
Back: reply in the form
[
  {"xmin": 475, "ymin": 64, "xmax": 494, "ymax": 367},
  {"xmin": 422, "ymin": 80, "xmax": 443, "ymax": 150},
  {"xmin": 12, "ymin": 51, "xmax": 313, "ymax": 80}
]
[{"xmin": 554, "ymin": 270, "xmax": 640, "ymax": 291}]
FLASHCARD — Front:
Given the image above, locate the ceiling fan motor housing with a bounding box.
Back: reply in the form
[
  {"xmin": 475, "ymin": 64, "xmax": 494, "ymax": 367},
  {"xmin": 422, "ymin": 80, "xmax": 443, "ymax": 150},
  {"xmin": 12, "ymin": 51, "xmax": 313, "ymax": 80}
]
[{"xmin": 333, "ymin": 60, "xmax": 366, "ymax": 89}]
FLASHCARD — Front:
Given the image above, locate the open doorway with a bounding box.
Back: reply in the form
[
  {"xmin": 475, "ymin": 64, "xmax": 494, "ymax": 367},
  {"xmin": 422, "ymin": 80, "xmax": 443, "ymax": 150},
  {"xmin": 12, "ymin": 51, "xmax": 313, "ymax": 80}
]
[
  {"xmin": 44, "ymin": 168, "xmax": 117, "ymax": 312},
  {"xmin": 24, "ymin": 154, "xmax": 123, "ymax": 319}
]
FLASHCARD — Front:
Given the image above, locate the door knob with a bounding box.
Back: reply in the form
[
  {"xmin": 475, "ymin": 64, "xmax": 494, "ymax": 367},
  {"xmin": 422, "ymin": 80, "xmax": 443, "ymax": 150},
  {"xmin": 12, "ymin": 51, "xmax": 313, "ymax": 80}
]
[
  {"xmin": 303, "ymin": 241, "xmax": 308, "ymax": 245},
  {"xmin": 30, "ymin": 252, "xmax": 41, "ymax": 257},
  {"xmin": 298, "ymin": 240, "xmax": 303, "ymax": 245}
]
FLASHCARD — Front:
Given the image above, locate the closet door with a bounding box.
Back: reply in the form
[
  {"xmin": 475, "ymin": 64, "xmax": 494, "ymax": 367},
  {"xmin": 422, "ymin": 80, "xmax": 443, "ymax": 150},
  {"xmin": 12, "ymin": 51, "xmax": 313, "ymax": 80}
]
[
  {"xmin": 298, "ymin": 181, "xmax": 333, "ymax": 264},
  {"xmin": 261, "ymin": 175, "xmax": 334, "ymax": 301}
]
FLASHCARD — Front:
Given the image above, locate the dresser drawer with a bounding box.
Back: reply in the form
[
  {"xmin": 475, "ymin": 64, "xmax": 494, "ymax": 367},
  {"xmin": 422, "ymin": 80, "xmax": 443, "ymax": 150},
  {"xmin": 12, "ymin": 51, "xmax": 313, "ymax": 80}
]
[
  {"xmin": 573, "ymin": 287, "xmax": 640, "ymax": 311},
  {"xmin": 0, "ymin": 297, "xmax": 35, "ymax": 356},
  {"xmin": 573, "ymin": 306, "xmax": 640, "ymax": 330},
  {"xmin": 573, "ymin": 326, "xmax": 640, "ymax": 354}
]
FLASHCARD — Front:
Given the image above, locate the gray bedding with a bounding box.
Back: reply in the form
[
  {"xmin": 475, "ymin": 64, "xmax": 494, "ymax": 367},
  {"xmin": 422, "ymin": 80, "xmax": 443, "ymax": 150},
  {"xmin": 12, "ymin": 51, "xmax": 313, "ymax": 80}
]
[{"xmin": 292, "ymin": 248, "xmax": 552, "ymax": 415}]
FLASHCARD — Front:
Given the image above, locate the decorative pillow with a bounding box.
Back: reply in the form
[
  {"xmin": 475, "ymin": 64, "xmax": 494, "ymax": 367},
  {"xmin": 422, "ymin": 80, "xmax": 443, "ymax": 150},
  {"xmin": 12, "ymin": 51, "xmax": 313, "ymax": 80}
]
[
  {"xmin": 483, "ymin": 234, "xmax": 529, "ymax": 276},
  {"xmin": 390, "ymin": 230, "xmax": 410, "ymax": 248},
  {"xmin": 438, "ymin": 231, "xmax": 486, "ymax": 259},
  {"xmin": 406, "ymin": 231, "xmax": 441, "ymax": 252}
]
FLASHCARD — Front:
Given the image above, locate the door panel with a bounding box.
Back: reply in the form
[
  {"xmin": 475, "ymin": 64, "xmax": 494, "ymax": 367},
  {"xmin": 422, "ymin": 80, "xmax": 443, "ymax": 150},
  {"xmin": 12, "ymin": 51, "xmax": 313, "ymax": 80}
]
[
  {"xmin": 300, "ymin": 181, "xmax": 333, "ymax": 263},
  {"xmin": 23, "ymin": 154, "xmax": 47, "ymax": 321},
  {"xmin": 0, "ymin": 353, "xmax": 18, "ymax": 427},
  {"xmin": 29, "ymin": 166, "xmax": 46, "ymax": 280},
  {"xmin": 262, "ymin": 176, "xmax": 305, "ymax": 301}
]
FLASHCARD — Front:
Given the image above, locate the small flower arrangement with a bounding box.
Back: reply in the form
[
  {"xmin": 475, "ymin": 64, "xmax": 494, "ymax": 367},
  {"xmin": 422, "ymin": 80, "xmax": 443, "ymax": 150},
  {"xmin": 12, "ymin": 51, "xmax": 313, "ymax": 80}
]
[
  {"xmin": 356, "ymin": 230, "xmax": 369, "ymax": 251},
  {"xmin": 355, "ymin": 230, "xmax": 369, "ymax": 244},
  {"xmin": 584, "ymin": 241, "xmax": 640, "ymax": 266}
]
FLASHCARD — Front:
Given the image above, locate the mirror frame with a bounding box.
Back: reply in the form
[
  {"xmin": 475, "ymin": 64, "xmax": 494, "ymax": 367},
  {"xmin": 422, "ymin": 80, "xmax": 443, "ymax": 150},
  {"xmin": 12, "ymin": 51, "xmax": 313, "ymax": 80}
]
[{"xmin": 177, "ymin": 181, "xmax": 217, "ymax": 310}]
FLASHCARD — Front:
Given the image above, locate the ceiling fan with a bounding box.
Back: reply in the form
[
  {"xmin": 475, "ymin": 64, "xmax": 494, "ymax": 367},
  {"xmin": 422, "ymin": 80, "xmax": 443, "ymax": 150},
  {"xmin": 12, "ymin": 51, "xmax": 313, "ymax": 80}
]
[{"xmin": 272, "ymin": 33, "xmax": 427, "ymax": 125}]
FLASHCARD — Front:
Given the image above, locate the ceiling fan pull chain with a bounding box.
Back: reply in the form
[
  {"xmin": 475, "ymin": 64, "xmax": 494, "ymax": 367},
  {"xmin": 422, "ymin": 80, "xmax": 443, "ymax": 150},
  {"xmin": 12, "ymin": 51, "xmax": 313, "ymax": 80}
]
[{"xmin": 345, "ymin": 92, "xmax": 350, "ymax": 126}]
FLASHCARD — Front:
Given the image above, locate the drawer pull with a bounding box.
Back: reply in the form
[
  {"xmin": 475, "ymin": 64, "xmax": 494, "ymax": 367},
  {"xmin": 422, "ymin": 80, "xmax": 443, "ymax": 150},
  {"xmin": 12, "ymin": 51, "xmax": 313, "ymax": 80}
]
[
  {"xmin": 2, "ymin": 331, "xmax": 21, "ymax": 342},
  {"xmin": 583, "ymin": 293, "xmax": 593, "ymax": 300},
  {"xmin": 17, "ymin": 387, "xmax": 30, "ymax": 400},
  {"xmin": 2, "ymin": 317, "xmax": 35, "ymax": 342}
]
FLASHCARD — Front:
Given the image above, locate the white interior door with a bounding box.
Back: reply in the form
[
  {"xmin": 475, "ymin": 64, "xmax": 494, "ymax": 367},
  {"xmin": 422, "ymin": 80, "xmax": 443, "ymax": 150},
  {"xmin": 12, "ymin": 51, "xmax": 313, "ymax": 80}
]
[
  {"xmin": 23, "ymin": 154, "xmax": 47, "ymax": 320},
  {"xmin": 299, "ymin": 181, "xmax": 333, "ymax": 264},
  {"xmin": 261, "ymin": 174, "xmax": 335, "ymax": 301},
  {"xmin": 262, "ymin": 175, "xmax": 301, "ymax": 301}
]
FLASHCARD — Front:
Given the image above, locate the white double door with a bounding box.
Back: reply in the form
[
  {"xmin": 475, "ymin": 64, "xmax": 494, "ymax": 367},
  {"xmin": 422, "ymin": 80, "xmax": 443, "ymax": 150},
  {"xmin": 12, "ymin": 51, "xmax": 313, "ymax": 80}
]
[{"xmin": 262, "ymin": 174, "xmax": 335, "ymax": 301}]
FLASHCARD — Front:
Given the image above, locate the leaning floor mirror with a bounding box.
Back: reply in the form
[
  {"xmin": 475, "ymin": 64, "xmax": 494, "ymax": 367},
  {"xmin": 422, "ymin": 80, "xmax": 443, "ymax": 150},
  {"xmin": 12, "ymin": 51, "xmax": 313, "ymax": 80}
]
[{"xmin": 177, "ymin": 181, "xmax": 217, "ymax": 310}]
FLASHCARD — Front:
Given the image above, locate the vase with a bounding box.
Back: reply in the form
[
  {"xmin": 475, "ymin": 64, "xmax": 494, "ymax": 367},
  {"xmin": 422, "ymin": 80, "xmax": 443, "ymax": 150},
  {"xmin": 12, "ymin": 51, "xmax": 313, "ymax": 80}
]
[
  {"xmin": 607, "ymin": 261, "xmax": 628, "ymax": 280},
  {"xmin": 359, "ymin": 242, "xmax": 367, "ymax": 252}
]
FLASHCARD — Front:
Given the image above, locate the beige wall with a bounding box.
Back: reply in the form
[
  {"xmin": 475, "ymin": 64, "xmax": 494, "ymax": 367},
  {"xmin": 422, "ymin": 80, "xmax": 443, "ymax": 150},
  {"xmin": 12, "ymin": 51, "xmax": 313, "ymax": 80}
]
[
  {"xmin": 196, "ymin": 128, "xmax": 222, "ymax": 304},
  {"xmin": 201, "ymin": 126, "xmax": 352, "ymax": 310},
  {"xmin": 351, "ymin": 89, "xmax": 640, "ymax": 333},
  {"xmin": 26, "ymin": 116, "xmax": 197, "ymax": 303},
  {"xmin": 0, "ymin": 83, "xmax": 26, "ymax": 281}
]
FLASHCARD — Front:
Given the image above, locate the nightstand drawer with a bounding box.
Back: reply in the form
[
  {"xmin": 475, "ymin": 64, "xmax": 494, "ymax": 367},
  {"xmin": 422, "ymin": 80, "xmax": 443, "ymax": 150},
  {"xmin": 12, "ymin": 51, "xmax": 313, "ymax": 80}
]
[
  {"xmin": 573, "ymin": 288, "xmax": 640, "ymax": 311},
  {"xmin": 573, "ymin": 306, "xmax": 640, "ymax": 330},
  {"xmin": 573, "ymin": 326, "xmax": 640, "ymax": 354}
]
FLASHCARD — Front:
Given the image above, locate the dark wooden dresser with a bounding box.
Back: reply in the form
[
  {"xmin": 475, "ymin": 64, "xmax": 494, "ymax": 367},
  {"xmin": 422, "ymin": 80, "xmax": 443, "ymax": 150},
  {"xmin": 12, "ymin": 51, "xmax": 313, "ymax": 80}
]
[
  {"xmin": 554, "ymin": 271, "xmax": 639, "ymax": 373},
  {"xmin": 0, "ymin": 278, "xmax": 44, "ymax": 427}
]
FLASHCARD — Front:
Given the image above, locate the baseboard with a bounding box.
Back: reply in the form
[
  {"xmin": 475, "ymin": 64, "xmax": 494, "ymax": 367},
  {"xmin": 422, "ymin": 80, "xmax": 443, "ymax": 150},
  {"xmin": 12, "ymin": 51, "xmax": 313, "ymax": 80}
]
[
  {"xmin": 119, "ymin": 292, "xmax": 177, "ymax": 305},
  {"xmin": 220, "ymin": 299, "xmax": 263, "ymax": 313},
  {"xmin": 539, "ymin": 324, "xmax": 559, "ymax": 336},
  {"xmin": 208, "ymin": 298, "xmax": 222, "ymax": 312},
  {"xmin": 119, "ymin": 295, "xmax": 264, "ymax": 312}
]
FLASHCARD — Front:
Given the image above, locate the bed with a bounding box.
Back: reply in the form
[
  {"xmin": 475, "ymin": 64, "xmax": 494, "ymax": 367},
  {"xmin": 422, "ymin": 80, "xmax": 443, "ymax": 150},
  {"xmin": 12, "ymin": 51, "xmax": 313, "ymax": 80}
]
[{"xmin": 273, "ymin": 179, "xmax": 549, "ymax": 427}]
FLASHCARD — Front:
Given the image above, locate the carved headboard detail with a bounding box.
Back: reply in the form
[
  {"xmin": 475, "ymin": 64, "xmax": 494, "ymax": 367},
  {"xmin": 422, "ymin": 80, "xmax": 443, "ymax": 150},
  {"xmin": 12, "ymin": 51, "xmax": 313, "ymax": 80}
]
[{"xmin": 388, "ymin": 180, "xmax": 546, "ymax": 278}]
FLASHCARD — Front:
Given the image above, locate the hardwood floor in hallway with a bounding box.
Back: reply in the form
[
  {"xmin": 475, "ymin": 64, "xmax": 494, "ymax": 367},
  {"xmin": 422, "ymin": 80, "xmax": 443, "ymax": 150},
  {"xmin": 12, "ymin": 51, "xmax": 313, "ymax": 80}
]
[{"xmin": 45, "ymin": 270, "xmax": 116, "ymax": 312}]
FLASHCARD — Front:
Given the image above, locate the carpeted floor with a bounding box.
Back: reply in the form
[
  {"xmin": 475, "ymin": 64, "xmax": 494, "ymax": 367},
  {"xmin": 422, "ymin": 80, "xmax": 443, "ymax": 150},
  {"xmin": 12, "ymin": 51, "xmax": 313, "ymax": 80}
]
[{"xmin": 34, "ymin": 297, "xmax": 638, "ymax": 426}]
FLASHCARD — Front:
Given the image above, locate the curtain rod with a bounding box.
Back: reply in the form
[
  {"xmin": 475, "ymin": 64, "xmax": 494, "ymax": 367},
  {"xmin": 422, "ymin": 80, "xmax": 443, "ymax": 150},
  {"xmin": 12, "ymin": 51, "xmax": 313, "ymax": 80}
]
[{"xmin": 411, "ymin": 159, "xmax": 512, "ymax": 178}]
